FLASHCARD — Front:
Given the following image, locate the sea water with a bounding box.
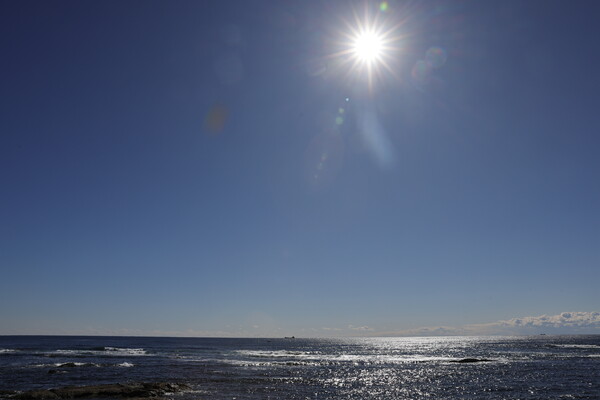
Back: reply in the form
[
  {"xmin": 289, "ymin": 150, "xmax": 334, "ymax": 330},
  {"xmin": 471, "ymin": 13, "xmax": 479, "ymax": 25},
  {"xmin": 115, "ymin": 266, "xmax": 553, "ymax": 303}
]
[{"xmin": 1, "ymin": 335, "xmax": 599, "ymax": 399}]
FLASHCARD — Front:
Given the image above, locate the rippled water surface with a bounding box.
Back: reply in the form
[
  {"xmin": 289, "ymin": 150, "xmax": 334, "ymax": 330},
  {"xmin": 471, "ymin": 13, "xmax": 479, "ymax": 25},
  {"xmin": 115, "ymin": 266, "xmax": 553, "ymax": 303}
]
[{"xmin": 1, "ymin": 335, "xmax": 599, "ymax": 399}]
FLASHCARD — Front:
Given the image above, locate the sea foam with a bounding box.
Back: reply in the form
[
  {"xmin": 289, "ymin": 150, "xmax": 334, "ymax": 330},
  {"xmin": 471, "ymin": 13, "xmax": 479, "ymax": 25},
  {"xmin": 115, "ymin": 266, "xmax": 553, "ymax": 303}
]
[
  {"xmin": 550, "ymin": 344, "xmax": 600, "ymax": 349},
  {"xmin": 117, "ymin": 362, "xmax": 134, "ymax": 367},
  {"xmin": 51, "ymin": 347, "xmax": 147, "ymax": 357}
]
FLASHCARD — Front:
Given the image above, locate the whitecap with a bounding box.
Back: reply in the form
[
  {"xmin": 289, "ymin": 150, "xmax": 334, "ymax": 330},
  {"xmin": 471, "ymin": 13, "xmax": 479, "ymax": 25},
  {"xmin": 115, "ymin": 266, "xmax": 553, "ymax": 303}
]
[
  {"xmin": 30, "ymin": 362, "xmax": 100, "ymax": 368},
  {"xmin": 53, "ymin": 350, "xmax": 93, "ymax": 356},
  {"xmin": 51, "ymin": 347, "xmax": 147, "ymax": 357},
  {"xmin": 551, "ymin": 344, "xmax": 600, "ymax": 349},
  {"xmin": 234, "ymin": 350, "xmax": 314, "ymax": 359},
  {"xmin": 104, "ymin": 347, "xmax": 147, "ymax": 356},
  {"xmin": 55, "ymin": 362, "xmax": 100, "ymax": 368},
  {"xmin": 117, "ymin": 362, "xmax": 134, "ymax": 367}
]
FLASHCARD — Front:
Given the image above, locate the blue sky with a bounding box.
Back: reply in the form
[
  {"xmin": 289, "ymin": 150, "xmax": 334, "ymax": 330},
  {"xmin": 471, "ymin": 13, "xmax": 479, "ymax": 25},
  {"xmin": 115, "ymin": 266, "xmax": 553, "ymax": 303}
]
[{"xmin": 1, "ymin": 0, "xmax": 598, "ymax": 337}]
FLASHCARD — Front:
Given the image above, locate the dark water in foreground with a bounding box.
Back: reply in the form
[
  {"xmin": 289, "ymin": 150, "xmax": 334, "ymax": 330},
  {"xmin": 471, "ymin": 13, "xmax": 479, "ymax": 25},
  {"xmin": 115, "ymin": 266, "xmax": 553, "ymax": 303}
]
[{"xmin": 1, "ymin": 335, "xmax": 599, "ymax": 399}]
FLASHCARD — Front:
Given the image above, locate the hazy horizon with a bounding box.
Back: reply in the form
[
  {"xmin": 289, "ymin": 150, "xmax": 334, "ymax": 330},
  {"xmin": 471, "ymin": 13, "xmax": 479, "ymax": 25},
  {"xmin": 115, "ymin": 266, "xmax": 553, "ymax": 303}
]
[{"xmin": 2, "ymin": 311, "xmax": 599, "ymax": 338}]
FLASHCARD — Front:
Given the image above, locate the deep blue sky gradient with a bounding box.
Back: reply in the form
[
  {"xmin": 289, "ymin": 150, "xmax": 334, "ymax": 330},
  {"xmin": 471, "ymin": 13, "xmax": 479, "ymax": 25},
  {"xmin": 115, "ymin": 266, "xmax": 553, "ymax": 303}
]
[{"xmin": 1, "ymin": 0, "xmax": 599, "ymax": 336}]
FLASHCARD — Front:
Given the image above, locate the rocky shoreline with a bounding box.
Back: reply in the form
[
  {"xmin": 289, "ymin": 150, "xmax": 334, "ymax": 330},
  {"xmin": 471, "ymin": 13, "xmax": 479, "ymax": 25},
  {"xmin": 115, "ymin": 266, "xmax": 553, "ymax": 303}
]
[{"xmin": 1, "ymin": 382, "xmax": 190, "ymax": 400}]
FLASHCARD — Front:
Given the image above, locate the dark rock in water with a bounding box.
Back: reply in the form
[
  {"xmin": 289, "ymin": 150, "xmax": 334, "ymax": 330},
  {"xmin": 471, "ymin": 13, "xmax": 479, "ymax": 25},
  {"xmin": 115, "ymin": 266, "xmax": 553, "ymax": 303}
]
[
  {"xmin": 57, "ymin": 363, "xmax": 77, "ymax": 368},
  {"xmin": 47, "ymin": 369, "xmax": 67, "ymax": 375},
  {"xmin": 14, "ymin": 382, "xmax": 190, "ymax": 400},
  {"xmin": 55, "ymin": 363, "xmax": 97, "ymax": 368},
  {"xmin": 450, "ymin": 358, "xmax": 492, "ymax": 363}
]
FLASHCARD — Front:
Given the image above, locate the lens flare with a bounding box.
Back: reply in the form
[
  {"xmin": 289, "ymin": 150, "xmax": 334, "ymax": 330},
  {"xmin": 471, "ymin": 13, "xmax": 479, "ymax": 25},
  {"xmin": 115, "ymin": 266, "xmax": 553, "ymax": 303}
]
[{"xmin": 204, "ymin": 103, "xmax": 229, "ymax": 134}]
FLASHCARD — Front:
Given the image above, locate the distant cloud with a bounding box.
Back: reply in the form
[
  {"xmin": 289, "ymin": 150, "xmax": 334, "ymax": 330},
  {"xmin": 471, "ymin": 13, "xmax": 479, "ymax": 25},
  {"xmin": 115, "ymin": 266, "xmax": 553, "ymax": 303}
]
[
  {"xmin": 348, "ymin": 325, "xmax": 374, "ymax": 332},
  {"xmin": 374, "ymin": 311, "xmax": 600, "ymax": 337},
  {"xmin": 480, "ymin": 311, "xmax": 600, "ymax": 334},
  {"xmin": 499, "ymin": 311, "xmax": 600, "ymax": 327}
]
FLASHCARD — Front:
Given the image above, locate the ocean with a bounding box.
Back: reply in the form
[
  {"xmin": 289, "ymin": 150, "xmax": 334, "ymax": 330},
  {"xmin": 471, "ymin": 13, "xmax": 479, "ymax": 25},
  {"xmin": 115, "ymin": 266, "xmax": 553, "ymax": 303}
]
[{"xmin": 0, "ymin": 335, "xmax": 599, "ymax": 399}]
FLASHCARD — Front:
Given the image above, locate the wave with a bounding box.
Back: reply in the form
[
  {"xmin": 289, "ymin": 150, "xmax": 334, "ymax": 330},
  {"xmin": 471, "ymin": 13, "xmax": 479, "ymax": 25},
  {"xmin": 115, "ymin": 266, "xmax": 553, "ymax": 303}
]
[
  {"xmin": 104, "ymin": 347, "xmax": 147, "ymax": 355},
  {"xmin": 48, "ymin": 347, "xmax": 147, "ymax": 357},
  {"xmin": 30, "ymin": 362, "xmax": 102, "ymax": 368},
  {"xmin": 28, "ymin": 361, "xmax": 137, "ymax": 369},
  {"xmin": 55, "ymin": 362, "xmax": 101, "ymax": 368},
  {"xmin": 326, "ymin": 354, "xmax": 465, "ymax": 364},
  {"xmin": 231, "ymin": 350, "xmax": 478, "ymax": 366},
  {"xmin": 1, "ymin": 347, "xmax": 144, "ymax": 357},
  {"xmin": 117, "ymin": 362, "xmax": 134, "ymax": 367},
  {"xmin": 234, "ymin": 350, "xmax": 314, "ymax": 359},
  {"xmin": 549, "ymin": 344, "xmax": 600, "ymax": 349}
]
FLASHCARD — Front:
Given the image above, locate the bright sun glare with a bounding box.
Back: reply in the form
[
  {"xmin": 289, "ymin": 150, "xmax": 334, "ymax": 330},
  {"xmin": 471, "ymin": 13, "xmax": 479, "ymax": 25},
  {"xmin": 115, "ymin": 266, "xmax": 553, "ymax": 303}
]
[
  {"xmin": 329, "ymin": 5, "xmax": 401, "ymax": 91},
  {"xmin": 353, "ymin": 31, "xmax": 383, "ymax": 63}
]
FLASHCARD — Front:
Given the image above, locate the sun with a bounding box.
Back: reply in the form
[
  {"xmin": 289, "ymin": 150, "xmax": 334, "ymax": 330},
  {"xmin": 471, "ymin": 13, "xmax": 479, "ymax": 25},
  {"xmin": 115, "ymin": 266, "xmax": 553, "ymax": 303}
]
[
  {"xmin": 353, "ymin": 31, "xmax": 384, "ymax": 63},
  {"xmin": 327, "ymin": 5, "xmax": 403, "ymax": 91}
]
